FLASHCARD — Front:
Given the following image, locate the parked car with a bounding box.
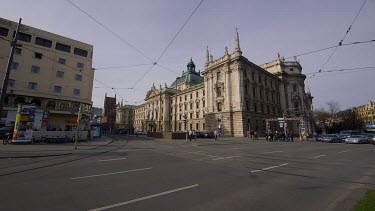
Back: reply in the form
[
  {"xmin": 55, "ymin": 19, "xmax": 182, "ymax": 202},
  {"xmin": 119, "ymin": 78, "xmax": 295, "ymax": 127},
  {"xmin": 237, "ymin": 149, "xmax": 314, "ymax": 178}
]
[
  {"xmin": 194, "ymin": 132, "xmax": 206, "ymax": 138},
  {"xmin": 365, "ymin": 134, "xmax": 375, "ymax": 145},
  {"xmin": 0, "ymin": 127, "xmax": 14, "ymax": 138},
  {"xmin": 322, "ymin": 134, "xmax": 342, "ymax": 143},
  {"xmin": 345, "ymin": 135, "xmax": 369, "ymax": 144},
  {"xmin": 315, "ymin": 134, "xmax": 324, "ymax": 142}
]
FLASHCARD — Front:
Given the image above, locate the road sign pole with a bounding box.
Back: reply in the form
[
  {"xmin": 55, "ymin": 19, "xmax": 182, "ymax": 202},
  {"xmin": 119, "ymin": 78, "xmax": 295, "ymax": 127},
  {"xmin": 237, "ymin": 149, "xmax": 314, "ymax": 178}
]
[{"xmin": 74, "ymin": 104, "xmax": 82, "ymax": 149}]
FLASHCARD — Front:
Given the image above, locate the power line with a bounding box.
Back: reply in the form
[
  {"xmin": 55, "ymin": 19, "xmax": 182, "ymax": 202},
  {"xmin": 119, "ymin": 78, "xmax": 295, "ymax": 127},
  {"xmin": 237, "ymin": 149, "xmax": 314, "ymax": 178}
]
[
  {"xmin": 94, "ymin": 63, "xmax": 152, "ymax": 71},
  {"xmin": 131, "ymin": 0, "xmax": 204, "ymax": 88},
  {"xmin": 306, "ymin": 66, "xmax": 375, "ymax": 75},
  {"xmin": 65, "ymin": 0, "xmax": 154, "ymax": 63},
  {"xmin": 318, "ymin": 0, "xmax": 367, "ymax": 72},
  {"xmin": 309, "ymin": 67, "xmax": 375, "ymax": 79}
]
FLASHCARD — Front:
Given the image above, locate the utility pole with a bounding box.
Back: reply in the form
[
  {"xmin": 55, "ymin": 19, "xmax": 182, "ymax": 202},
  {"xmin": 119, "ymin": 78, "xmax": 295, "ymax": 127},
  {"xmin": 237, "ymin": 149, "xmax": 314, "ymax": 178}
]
[
  {"xmin": 0, "ymin": 18, "xmax": 22, "ymax": 117},
  {"xmin": 75, "ymin": 104, "xmax": 82, "ymax": 149}
]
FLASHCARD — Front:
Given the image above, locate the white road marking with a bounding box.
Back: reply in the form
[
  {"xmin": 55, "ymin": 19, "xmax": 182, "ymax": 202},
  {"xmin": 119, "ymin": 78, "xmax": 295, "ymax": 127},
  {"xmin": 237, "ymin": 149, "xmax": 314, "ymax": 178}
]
[
  {"xmin": 98, "ymin": 158, "xmax": 127, "ymax": 162},
  {"xmin": 312, "ymin": 155, "xmax": 326, "ymax": 159},
  {"xmin": 229, "ymin": 147, "xmax": 240, "ymax": 150},
  {"xmin": 70, "ymin": 167, "xmax": 152, "ymax": 180},
  {"xmin": 212, "ymin": 156, "xmax": 240, "ymax": 161},
  {"xmin": 338, "ymin": 150, "xmax": 349, "ymax": 154},
  {"xmin": 88, "ymin": 184, "xmax": 199, "ymax": 211},
  {"xmin": 251, "ymin": 163, "xmax": 288, "ymax": 173},
  {"xmin": 167, "ymin": 151, "xmax": 203, "ymax": 156},
  {"xmin": 191, "ymin": 152, "xmax": 220, "ymax": 158},
  {"xmin": 262, "ymin": 151, "xmax": 283, "ymax": 154}
]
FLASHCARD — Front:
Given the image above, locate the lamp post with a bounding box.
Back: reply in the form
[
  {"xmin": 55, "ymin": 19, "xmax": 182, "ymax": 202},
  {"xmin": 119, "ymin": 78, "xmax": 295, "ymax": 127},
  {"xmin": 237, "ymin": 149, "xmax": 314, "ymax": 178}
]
[{"xmin": 174, "ymin": 77, "xmax": 179, "ymax": 132}]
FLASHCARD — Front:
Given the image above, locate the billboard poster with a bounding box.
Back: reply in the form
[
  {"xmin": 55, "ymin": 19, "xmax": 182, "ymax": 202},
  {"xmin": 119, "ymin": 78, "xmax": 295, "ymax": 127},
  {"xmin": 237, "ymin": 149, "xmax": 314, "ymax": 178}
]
[{"xmin": 12, "ymin": 105, "xmax": 36, "ymax": 143}]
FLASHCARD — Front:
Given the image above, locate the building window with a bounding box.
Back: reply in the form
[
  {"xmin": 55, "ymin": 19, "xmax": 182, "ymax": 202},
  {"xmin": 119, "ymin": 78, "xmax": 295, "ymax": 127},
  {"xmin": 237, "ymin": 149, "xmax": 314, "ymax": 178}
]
[
  {"xmin": 179, "ymin": 114, "xmax": 181, "ymax": 120},
  {"xmin": 217, "ymin": 102, "xmax": 222, "ymax": 111},
  {"xmin": 58, "ymin": 58, "xmax": 66, "ymax": 64},
  {"xmin": 196, "ymin": 112, "xmax": 199, "ymax": 118},
  {"xmin": 190, "ymin": 103, "xmax": 193, "ymax": 110},
  {"xmin": 185, "ymin": 95, "xmax": 187, "ymax": 101},
  {"xmin": 252, "ymin": 72, "xmax": 255, "ymax": 80},
  {"xmin": 15, "ymin": 48, "xmax": 22, "ymax": 55},
  {"xmin": 56, "ymin": 71, "xmax": 64, "ymax": 78},
  {"xmin": 54, "ymin": 86, "xmax": 62, "ymax": 93},
  {"xmin": 184, "ymin": 104, "xmax": 187, "ymax": 110},
  {"xmin": 34, "ymin": 52, "xmax": 43, "ymax": 59},
  {"xmin": 16, "ymin": 32, "xmax": 32, "ymax": 42},
  {"xmin": 28, "ymin": 82, "xmax": 37, "ymax": 90},
  {"xmin": 203, "ymin": 123, "xmax": 205, "ymax": 130},
  {"xmin": 290, "ymin": 68, "xmax": 294, "ymax": 71},
  {"xmin": 261, "ymin": 104, "xmax": 264, "ymax": 113},
  {"xmin": 293, "ymin": 84, "xmax": 297, "ymax": 92},
  {"xmin": 254, "ymin": 103, "xmax": 257, "ymax": 112},
  {"xmin": 11, "ymin": 62, "xmax": 19, "ymax": 70},
  {"xmin": 73, "ymin": 89, "xmax": 80, "ymax": 95},
  {"xmin": 35, "ymin": 37, "xmax": 52, "ymax": 48},
  {"xmin": 246, "ymin": 101, "xmax": 249, "ymax": 110},
  {"xmin": 77, "ymin": 62, "xmax": 84, "ymax": 68},
  {"xmin": 31, "ymin": 66, "xmax": 40, "ymax": 73},
  {"xmin": 245, "ymin": 85, "xmax": 248, "ymax": 95},
  {"xmin": 253, "ymin": 87, "xmax": 256, "ymax": 98},
  {"xmin": 75, "ymin": 74, "xmax": 82, "ymax": 81},
  {"xmin": 190, "ymin": 93, "xmax": 192, "ymax": 99},
  {"xmin": 0, "ymin": 27, "xmax": 9, "ymax": 37},
  {"xmin": 203, "ymin": 100, "xmax": 205, "ymax": 107},
  {"xmin": 267, "ymin": 105, "xmax": 270, "ymax": 114},
  {"xmin": 8, "ymin": 79, "xmax": 15, "ymax": 87},
  {"xmin": 55, "ymin": 42, "xmax": 71, "ymax": 53},
  {"xmin": 74, "ymin": 47, "xmax": 88, "ymax": 57},
  {"xmin": 196, "ymin": 92, "xmax": 199, "ymax": 97},
  {"xmin": 190, "ymin": 113, "xmax": 193, "ymax": 119},
  {"xmin": 73, "ymin": 89, "xmax": 81, "ymax": 95},
  {"xmin": 196, "ymin": 102, "xmax": 199, "ymax": 109},
  {"xmin": 203, "ymin": 90, "xmax": 205, "ymax": 96},
  {"xmin": 259, "ymin": 75, "xmax": 261, "ymax": 83},
  {"xmin": 259, "ymin": 89, "xmax": 263, "ymax": 99},
  {"xmin": 217, "ymin": 87, "xmax": 222, "ymax": 97},
  {"xmin": 217, "ymin": 72, "xmax": 221, "ymax": 80},
  {"xmin": 196, "ymin": 123, "xmax": 199, "ymax": 131}
]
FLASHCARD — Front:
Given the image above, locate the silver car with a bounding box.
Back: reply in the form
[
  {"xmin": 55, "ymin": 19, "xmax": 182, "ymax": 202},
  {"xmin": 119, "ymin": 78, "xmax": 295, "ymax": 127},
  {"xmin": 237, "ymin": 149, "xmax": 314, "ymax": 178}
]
[{"xmin": 345, "ymin": 135, "xmax": 369, "ymax": 144}]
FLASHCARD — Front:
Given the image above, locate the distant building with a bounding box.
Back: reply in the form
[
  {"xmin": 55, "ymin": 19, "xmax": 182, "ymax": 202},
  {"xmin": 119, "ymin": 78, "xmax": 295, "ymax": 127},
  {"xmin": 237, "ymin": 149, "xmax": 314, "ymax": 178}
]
[
  {"xmin": 91, "ymin": 107, "xmax": 103, "ymax": 123},
  {"xmin": 116, "ymin": 102, "xmax": 135, "ymax": 133},
  {"xmin": 0, "ymin": 17, "xmax": 94, "ymax": 130},
  {"xmin": 352, "ymin": 100, "xmax": 375, "ymax": 128},
  {"xmin": 134, "ymin": 30, "xmax": 314, "ymax": 136},
  {"xmin": 101, "ymin": 94, "xmax": 116, "ymax": 132}
]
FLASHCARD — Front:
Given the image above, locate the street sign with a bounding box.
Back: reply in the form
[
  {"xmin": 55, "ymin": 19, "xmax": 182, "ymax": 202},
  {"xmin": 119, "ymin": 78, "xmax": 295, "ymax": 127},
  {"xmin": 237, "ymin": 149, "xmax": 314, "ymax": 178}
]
[{"xmin": 279, "ymin": 121, "xmax": 284, "ymax": 128}]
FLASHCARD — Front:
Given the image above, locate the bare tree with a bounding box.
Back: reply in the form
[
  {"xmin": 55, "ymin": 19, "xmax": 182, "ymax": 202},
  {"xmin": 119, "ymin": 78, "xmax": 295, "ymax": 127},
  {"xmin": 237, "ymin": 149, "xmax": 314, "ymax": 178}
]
[{"xmin": 326, "ymin": 100, "xmax": 340, "ymax": 116}]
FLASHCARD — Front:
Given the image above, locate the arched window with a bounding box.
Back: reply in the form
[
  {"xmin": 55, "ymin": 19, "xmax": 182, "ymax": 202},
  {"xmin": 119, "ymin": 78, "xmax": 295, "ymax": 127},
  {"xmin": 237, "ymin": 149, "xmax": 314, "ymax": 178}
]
[
  {"xmin": 46, "ymin": 101, "xmax": 56, "ymax": 110},
  {"xmin": 14, "ymin": 97, "xmax": 26, "ymax": 105}
]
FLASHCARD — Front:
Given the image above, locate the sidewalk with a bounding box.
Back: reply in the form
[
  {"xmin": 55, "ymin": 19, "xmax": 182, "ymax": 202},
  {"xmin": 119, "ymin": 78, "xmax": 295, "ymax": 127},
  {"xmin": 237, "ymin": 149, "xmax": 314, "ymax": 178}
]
[{"xmin": 0, "ymin": 136, "xmax": 113, "ymax": 159}]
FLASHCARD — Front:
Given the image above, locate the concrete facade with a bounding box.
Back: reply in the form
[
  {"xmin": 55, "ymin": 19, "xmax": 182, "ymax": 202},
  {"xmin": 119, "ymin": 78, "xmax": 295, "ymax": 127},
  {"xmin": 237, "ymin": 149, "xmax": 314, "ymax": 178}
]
[
  {"xmin": 134, "ymin": 30, "xmax": 314, "ymax": 137},
  {"xmin": 0, "ymin": 17, "xmax": 94, "ymax": 130}
]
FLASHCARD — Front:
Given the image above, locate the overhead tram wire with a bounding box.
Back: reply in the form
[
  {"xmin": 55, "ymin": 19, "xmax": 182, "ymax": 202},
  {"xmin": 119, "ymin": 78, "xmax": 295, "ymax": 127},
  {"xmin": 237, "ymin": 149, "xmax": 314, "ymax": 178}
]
[
  {"xmin": 94, "ymin": 63, "xmax": 152, "ymax": 71},
  {"xmin": 309, "ymin": 68, "xmax": 375, "ymax": 79},
  {"xmin": 317, "ymin": 0, "xmax": 367, "ymax": 73},
  {"xmin": 306, "ymin": 66, "xmax": 375, "ymax": 76},
  {"xmin": 131, "ymin": 0, "xmax": 205, "ymax": 89},
  {"xmin": 65, "ymin": 0, "xmax": 154, "ymax": 64}
]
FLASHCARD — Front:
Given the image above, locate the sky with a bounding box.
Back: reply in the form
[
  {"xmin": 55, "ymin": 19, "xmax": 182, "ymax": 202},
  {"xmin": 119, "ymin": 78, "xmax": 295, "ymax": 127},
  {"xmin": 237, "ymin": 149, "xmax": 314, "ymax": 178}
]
[{"xmin": 0, "ymin": 0, "xmax": 374, "ymax": 110}]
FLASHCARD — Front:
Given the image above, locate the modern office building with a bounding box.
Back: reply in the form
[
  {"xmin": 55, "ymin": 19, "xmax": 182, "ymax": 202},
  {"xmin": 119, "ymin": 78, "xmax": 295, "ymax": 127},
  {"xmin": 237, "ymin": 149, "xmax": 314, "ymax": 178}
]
[
  {"xmin": 134, "ymin": 30, "xmax": 314, "ymax": 137},
  {"xmin": 0, "ymin": 17, "xmax": 94, "ymax": 130}
]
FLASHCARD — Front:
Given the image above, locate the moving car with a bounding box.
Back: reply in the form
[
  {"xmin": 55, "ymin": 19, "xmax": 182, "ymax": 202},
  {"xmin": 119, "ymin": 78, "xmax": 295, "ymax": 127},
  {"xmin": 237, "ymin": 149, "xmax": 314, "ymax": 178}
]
[
  {"xmin": 345, "ymin": 135, "xmax": 369, "ymax": 144},
  {"xmin": 322, "ymin": 134, "xmax": 342, "ymax": 143},
  {"xmin": 365, "ymin": 134, "xmax": 375, "ymax": 145}
]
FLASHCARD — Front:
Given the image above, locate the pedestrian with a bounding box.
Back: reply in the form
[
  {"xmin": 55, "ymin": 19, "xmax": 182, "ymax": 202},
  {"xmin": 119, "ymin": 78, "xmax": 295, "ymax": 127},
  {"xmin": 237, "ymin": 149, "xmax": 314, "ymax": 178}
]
[
  {"xmin": 270, "ymin": 131, "xmax": 274, "ymax": 142},
  {"xmin": 214, "ymin": 130, "xmax": 218, "ymax": 141},
  {"xmin": 290, "ymin": 131, "xmax": 294, "ymax": 142},
  {"xmin": 254, "ymin": 131, "xmax": 258, "ymax": 140},
  {"xmin": 188, "ymin": 130, "xmax": 192, "ymax": 142}
]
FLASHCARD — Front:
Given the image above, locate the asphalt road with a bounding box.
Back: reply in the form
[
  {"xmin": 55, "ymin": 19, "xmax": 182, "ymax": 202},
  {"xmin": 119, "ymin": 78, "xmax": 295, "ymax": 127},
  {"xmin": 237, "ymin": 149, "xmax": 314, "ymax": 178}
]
[{"xmin": 0, "ymin": 135, "xmax": 374, "ymax": 211}]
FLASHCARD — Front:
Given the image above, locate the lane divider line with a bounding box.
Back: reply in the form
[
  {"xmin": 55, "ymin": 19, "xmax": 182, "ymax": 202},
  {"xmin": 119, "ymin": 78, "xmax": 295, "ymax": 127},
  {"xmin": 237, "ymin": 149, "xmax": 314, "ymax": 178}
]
[
  {"xmin": 88, "ymin": 184, "xmax": 199, "ymax": 211},
  {"xmin": 338, "ymin": 150, "xmax": 349, "ymax": 154},
  {"xmin": 312, "ymin": 155, "xmax": 326, "ymax": 159},
  {"xmin": 212, "ymin": 156, "xmax": 240, "ymax": 161},
  {"xmin": 70, "ymin": 167, "xmax": 152, "ymax": 180},
  {"xmin": 98, "ymin": 158, "xmax": 127, "ymax": 162},
  {"xmin": 251, "ymin": 163, "xmax": 288, "ymax": 173},
  {"xmin": 262, "ymin": 151, "xmax": 283, "ymax": 154}
]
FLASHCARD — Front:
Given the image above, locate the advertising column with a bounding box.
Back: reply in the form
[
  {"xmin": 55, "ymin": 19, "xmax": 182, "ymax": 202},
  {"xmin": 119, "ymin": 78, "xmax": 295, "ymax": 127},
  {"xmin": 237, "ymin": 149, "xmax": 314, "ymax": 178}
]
[{"xmin": 12, "ymin": 105, "xmax": 36, "ymax": 143}]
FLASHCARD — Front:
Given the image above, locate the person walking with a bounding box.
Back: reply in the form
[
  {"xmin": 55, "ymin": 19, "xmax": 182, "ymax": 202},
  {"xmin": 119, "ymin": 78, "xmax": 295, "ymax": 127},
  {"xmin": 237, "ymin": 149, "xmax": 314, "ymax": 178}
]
[
  {"xmin": 254, "ymin": 131, "xmax": 258, "ymax": 140},
  {"xmin": 188, "ymin": 130, "xmax": 192, "ymax": 142},
  {"xmin": 214, "ymin": 130, "xmax": 218, "ymax": 141}
]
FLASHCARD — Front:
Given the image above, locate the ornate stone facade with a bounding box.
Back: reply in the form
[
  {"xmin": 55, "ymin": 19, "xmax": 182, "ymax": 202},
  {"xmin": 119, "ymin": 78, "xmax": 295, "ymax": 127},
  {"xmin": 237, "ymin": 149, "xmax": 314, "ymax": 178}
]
[{"xmin": 134, "ymin": 30, "xmax": 314, "ymax": 137}]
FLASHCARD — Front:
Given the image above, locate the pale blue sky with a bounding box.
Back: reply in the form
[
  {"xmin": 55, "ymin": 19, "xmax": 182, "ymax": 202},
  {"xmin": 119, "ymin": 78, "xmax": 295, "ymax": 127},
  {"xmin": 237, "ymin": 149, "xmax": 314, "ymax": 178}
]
[{"xmin": 1, "ymin": 0, "xmax": 374, "ymax": 110}]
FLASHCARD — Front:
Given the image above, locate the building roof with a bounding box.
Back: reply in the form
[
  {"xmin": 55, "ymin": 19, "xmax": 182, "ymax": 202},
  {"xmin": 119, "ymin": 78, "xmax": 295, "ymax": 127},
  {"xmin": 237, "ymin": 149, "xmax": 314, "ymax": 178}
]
[{"xmin": 170, "ymin": 58, "xmax": 204, "ymax": 87}]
